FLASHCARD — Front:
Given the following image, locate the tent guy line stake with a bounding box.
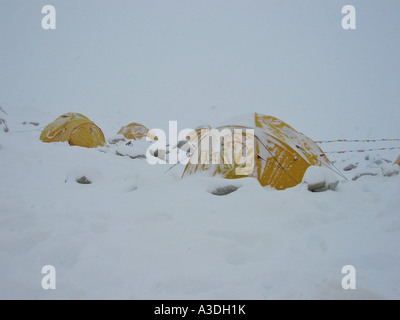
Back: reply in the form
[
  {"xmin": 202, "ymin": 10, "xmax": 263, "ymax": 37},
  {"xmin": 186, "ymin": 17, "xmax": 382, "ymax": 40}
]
[
  {"xmin": 320, "ymin": 155, "xmax": 349, "ymax": 181},
  {"xmin": 295, "ymin": 145, "xmax": 349, "ymax": 181},
  {"xmin": 164, "ymin": 146, "xmax": 195, "ymax": 174},
  {"xmin": 0, "ymin": 106, "xmax": 7, "ymax": 115},
  {"xmin": 255, "ymin": 135, "xmax": 299, "ymax": 185},
  {"xmin": 164, "ymin": 161, "xmax": 182, "ymax": 174},
  {"xmin": 284, "ymin": 156, "xmax": 298, "ymax": 171},
  {"xmin": 256, "ymin": 155, "xmax": 298, "ymax": 172},
  {"xmin": 165, "ymin": 131, "xmax": 216, "ymax": 174}
]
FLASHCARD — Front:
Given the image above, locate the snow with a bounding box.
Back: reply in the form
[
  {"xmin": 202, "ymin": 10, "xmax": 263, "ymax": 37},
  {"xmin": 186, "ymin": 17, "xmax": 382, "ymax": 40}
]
[
  {"xmin": 1, "ymin": 0, "xmax": 400, "ymax": 300},
  {"xmin": 1, "ymin": 107, "xmax": 400, "ymax": 299},
  {"xmin": 381, "ymin": 163, "xmax": 400, "ymax": 177},
  {"xmin": 302, "ymin": 166, "xmax": 339, "ymax": 192}
]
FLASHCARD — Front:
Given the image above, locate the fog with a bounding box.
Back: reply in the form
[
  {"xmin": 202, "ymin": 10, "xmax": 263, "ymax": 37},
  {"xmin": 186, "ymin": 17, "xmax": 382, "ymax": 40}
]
[{"xmin": 1, "ymin": 0, "xmax": 399, "ymax": 138}]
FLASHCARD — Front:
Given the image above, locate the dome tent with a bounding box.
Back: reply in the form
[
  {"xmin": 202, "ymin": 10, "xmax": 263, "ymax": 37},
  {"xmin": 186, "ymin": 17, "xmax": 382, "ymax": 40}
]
[
  {"xmin": 118, "ymin": 122, "xmax": 157, "ymax": 141},
  {"xmin": 118, "ymin": 122, "xmax": 148, "ymax": 140},
  {"xmin": 182, "ymin": 112, "xmax": 331, "ymax": 190},
  {"xmin": 40, "ymin": 113, "xmax": 105, "ymax": 148},
  {"xmin": 395, "ymin": 154, "xmax": 400, "ymax": 166}
]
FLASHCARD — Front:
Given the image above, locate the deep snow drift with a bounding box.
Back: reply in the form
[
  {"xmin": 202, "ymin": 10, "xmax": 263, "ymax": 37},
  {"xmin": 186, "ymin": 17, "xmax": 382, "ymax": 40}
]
[
  {"xmin": 1, "ymin": 108, "xmax": 400, "ymax": 299},
  {"xmin": 1, "ymin": 0, "xmax": 400, "ymax": 300}
]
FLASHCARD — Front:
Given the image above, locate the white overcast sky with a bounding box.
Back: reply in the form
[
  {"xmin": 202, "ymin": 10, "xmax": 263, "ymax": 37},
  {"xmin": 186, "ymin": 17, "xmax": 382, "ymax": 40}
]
[{"xmin": 1, "ymin": 0, "xmax": 399, "ymax": 139}]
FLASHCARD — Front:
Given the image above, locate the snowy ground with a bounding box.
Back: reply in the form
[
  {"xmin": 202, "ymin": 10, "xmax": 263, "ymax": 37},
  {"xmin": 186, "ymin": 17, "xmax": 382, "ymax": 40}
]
[
  {"xmin": 1, "ymin": 0, "xmax": 400, "ymax": 300},
  {"xmin": 1, "ymin": 108, "xmax": 400, "ymax": 300}
]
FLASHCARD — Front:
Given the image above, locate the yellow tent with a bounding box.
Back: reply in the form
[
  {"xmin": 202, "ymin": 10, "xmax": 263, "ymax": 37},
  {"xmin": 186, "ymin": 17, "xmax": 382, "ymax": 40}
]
[
  {"xmin": 395, "ymin": 155, "xmax": 400, "ymax": 166},
  {"xmin": 182, "ymin": 112, "xmax": 330, "ymax": 190},
  {"xmin": 187, "ymin": 125, "xmax": 211, "ymax": 144},
  {"xmin": 40, "ymin": 113, "xmax": 105, "ymax": 148},
  {"xmin": 118, "ymin": 122, "xmax": 157, "ymax": 140}
]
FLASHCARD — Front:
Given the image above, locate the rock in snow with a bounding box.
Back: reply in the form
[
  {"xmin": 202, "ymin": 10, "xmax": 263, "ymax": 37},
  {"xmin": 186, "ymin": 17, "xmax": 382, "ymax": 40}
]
[
  {"xmin": 76, "ymin": 176, "xmax": 92, "ymax": 184},
  {"xmin": 211, "ymin": 185, "xmax": 240, "ymax": 196},
  {"xmin": 343, "ymin": 163, "xmax": 357, "ymax": 171}
]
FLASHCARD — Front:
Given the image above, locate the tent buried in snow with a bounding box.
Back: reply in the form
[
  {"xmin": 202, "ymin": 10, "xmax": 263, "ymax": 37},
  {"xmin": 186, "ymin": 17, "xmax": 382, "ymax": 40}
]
[
  {"xmin": 118, "ymin": 122, "xmax": 157, "ymax": 140},
  {"xmin": 182, "ymin": 112, "xmax": 331, "ymax": 190},
  {"xmin": 118, "ymin": 122, "xmax": 148, "ymax": 140},
  {"xmin": 40, "ymin": 113, "xmax": 105, "ymax": 148}
]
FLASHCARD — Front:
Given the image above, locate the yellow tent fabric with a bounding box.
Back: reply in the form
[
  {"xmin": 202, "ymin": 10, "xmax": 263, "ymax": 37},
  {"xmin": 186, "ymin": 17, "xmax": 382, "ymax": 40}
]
[
  {"xmin": 118, "ymin": 122, "xmax": 157, "ymax": 140},
  {"xmin": 395, "ymin": 155, "xmax": 400, "ymax": 166},
  {"xmin": 187, "ymin": 125, "xmax": 211, "ymax": 144},
  {"xmin": 182, "ymin": 112, "xmax": 330, "ymax": 190},
  {"xmin": 40, "ymin": 113, "xmax": 105, "ymax": 148}
]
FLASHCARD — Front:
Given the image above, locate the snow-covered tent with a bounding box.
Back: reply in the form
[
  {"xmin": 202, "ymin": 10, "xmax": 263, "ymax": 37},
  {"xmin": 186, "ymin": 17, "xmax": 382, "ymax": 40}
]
[
  {"xmin": 118, "ymin": 122, "xmax": 157, "ymax": 141},
  {"xmin": 182, "ymin": 112, "xmax": 330, "ymax": 190},
  {"xmin": 40, "ymin": 113, "xmax": 105, "ymax": 148}
]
